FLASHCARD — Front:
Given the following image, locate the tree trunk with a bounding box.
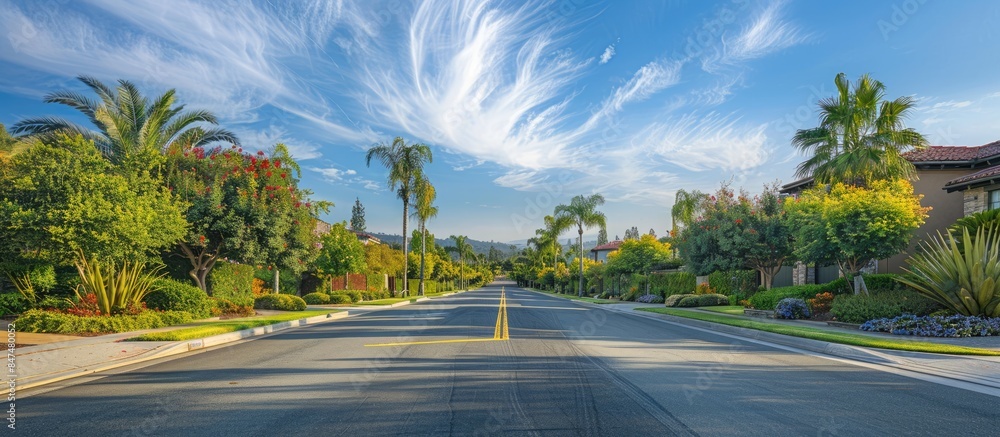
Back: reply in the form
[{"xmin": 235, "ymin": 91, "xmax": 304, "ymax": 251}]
[
  {"xmin": 419, "ymin": 222, "xmax": 426, "ymax": 296},
  {"xmin": 179, "ymin": 242, "xmax": 218, "ymax": 294},
  {"xmin": 273, "ymin": 269, "xmax": 280, "ymax": 294},
  {"xmin": 578, "ymin": 227, "xmax": 584, "ymax": 297},
  {"xmin": 460, "ymin": 253, "xmax": 465, "ymax": 290},
  {"xmin": 402, "ymin": 199, "xmax": 409, "ymax": 296}
]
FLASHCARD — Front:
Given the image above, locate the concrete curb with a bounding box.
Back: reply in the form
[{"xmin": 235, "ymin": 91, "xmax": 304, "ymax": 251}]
[
  {"xmin": 526, "ymin": 289, "xmax": 1000, "ymax": 391},
  {"xmin": 20, "ymin": 311, "xmax": 350, "ymax": 391}
]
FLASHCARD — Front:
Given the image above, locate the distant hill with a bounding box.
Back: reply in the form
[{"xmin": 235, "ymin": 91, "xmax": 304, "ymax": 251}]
[{"xmin": 368, "ymin": 232, "xmax": 519, "ymax": 256}]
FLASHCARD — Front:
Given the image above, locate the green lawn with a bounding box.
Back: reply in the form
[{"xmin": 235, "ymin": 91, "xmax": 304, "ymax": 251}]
[
  {"xmin": 130, "ymin": 310, "xmax": 338, "ymax": 341},
  {"xmin": 697, "ymin": 305, "xmax": 745, "ymax": 315},
  {"xmin": 351, "ymin": 290, "xmax": 460, "ymax": 306},
  {"xmin": 531, "ymin": 289, "xmax": 620, "ymax": 304},
  {"xmin": 637, "ymin": 307, "xmax": 1000, "ymax": 356}
]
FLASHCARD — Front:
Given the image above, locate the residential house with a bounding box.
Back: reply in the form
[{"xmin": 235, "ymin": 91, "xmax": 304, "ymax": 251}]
[
  {"xmin": 590, "ymin": 240, "xmax": 622, "ymax": 263},
  {"xmin": 779, "ymin": 140, "xmax": 999, "ymax": 281}
]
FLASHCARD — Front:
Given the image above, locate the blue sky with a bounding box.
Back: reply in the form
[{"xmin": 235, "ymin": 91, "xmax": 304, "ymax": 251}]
[{"xmin": 2, "ymin": 0, "xmax": 999, "ymax": 243}]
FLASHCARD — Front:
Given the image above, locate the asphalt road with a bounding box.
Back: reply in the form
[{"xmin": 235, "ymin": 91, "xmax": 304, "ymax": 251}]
[{"xmin": 19, "ymin": 282, "xmax": 1000, "ymax": 436}]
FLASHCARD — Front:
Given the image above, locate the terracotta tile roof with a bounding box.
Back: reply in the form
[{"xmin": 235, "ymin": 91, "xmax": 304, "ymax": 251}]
[
  {"xmin": 945, "ymin": 164, "xmax": 1000, "ymax": 191},
  {"xmin": 903, "ymin": 140, "xmax": 1000, "ymax": 163},
  {"xmin": 590, "ymin": 240, "xmax": 623, "ymax": 252}
]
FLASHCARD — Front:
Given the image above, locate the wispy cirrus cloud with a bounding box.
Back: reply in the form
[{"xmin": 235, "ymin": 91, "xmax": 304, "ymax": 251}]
[{"xmin": 703, "ymin": 0, "xmax": 808, "ymax": 71}]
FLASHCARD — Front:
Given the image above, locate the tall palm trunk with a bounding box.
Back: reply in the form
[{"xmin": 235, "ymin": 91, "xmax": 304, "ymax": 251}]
[
  {"xmin": 419, "ymin": 222, "xmax": 427, "ymax": 296},
  {"xmin": 578, "ymin": 226, "xmax": 584, "ymax": 297},
  {"xmin": 402, "ymin": 199, "xmax": 409, "ymax": 296}
]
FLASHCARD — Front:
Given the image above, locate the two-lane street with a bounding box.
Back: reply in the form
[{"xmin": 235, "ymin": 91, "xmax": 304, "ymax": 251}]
[{"xmin": 21, "ymin": 283, "xmax": 1000, "ymax": 436}]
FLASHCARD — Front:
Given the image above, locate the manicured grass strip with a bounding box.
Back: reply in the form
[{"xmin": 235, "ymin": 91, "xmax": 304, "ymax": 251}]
[
  {"xmin": 532, "ymin": 289, "xmax": 619, "ymax": 304},
  {"xmin": 636, "ymin": 307, "xmax": 1000, "ymax": 356},
  {"xmin": 130, "ymin": 310, "xmax": 337, "ymax": 341},
  {"xmin": 697, "ymin": 305, "xmax": 746, "ymax": 316},
  {"xmin": 353, "ymin": 297, "xmax": 415, "ymax": 306}
]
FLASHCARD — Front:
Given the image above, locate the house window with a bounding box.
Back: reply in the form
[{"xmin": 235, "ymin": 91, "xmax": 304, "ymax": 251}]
[{"xmin": 990, "ymin": 190, "xmax": 1000, "ymax": 211}]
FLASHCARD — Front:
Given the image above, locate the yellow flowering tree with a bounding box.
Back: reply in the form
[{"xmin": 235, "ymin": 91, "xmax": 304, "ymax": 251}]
[{"xmin": 785, "ymin": 179, "xmax": 929, "ymax": 291}]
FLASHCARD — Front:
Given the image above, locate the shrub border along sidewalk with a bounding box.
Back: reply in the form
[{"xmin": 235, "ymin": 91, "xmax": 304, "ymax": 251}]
[
  {"xmin": 530, "ymin": 289, "xmax": 619, "ymax": 304},
  {"xmin": 130, "ymin": 310, "xmax": 338, "ymax": 341},
  {"xmin": 636, "ymin": 307, "xmax": 1000, "ymax": 356}
]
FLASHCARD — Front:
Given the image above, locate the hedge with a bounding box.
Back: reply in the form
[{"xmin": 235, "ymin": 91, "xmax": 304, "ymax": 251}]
[
  {"xmin": 15, "ymin": 309, "xmax": 193, "ymax": 334},
  {"xmin": 747, "ymin": 278, "xmax": 850, "ymax": 310},
  {"xmin": 407, "ymin": 279, "xmax": 438, "ymax": 295},
  {"xmin": 651, "ymin": 272, "xmax": 696, "ymax": 297},
  {"xmin": 302, "ymin": 292, "xmax": 330, "ymax": 305},
  {"xmin": 831, "ymin": 290, "xmax": 940, "ymax": 324},
  {"xmin": 253, "ymin": 294, "xmax": 307, "ymax": 311}
]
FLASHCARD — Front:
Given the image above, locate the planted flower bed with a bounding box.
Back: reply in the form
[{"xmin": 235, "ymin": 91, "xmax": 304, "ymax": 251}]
[{"xmin": 861, "ymin": 314, "xmax": 1000, "ymax": 338}]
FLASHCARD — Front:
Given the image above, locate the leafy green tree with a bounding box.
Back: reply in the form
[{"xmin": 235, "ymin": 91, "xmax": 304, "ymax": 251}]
[
  {"xmin": 315, "ymin": 222, "xmax": 366, "ymax": 279},
  {"xmin": 350, "ymin": 197, "xmax": 366, "ymax": 232},
  {"xmin": 536, "ymin": 214, "xmax": 572, "ymax": 271},
  {"xmin": 676, "ymin": 185, "xmax": 746, "ymax": 277},
  {"xmin": 364, "ymin": 242, "xmax": 405, "ymax": 279},
  {"xmin": 606, "ymin": 234, "xmax": 673, "ymax": 293},
  {"xmin": 785, "ymin": 179, "xmax": 928, "ymax": 292},
  {"xmin": 166, "ymin": 144, "xmax": 325, "ymax": 292},
  {"xmin": 555, "ymin": 194, "xmax": 607, "ymax": 296},
  {"xmin": 793, "ymin": 73, "xmax": 928, "ymax": 186},
  {"xmin": 447, "ymin": 235, "xmax": 474, "ymax": 290},
  {"xmin": 11, "ymin": 76, "xmax": 237, "ymax": 172},
  {"xmin": 0, "ymin": 135, "xmax": 186, "ymax": 266},
  {"xmin": 412, "ymin": 175, "xmax": 438, "ymax": 295},
  {"xmin": 365, "ymin": 137, "xmax": 432, "ymax": 293}
]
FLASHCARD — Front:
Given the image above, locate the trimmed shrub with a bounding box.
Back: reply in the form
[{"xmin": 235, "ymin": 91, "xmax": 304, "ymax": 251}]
[
  {"xmin": 697, "ymin": 294, "xmax": 730, "ymax": 307},
  {"xmin": 831, "ymin": 290, "xmax": 940, "ymax": 324},
  {"xmin": 253, "ymin": 294, "xmax": 307, "ymax": 311},
  {"xmin": 209, "ymin": 263, "xmax": 255, "ymax": 306},
  {"xmin": 0, "ymin": 293, "xmax": 28, "ymax": 318},
  {"xmin": 635, "ymin": 294, "xmax": 665, "ymax": 304},
  {"xmin": 707, "ymin": 270, "xmax": 758, "ymax": 296},
  {"xmin": 775, "ymin": 298, "xmax": 810, "ymax": 319},
  {"xmin": 145, "ymin": 279, "xmax": 213, "ymax": 319},
  {"xmin": 665, "ymin": 294, "xmax": 695, "ymax": 307},
  {"xmin": 861, "ymin": 314, "xmax": 1000, "ymax": 337},
  {"xmin": 746, "ymin": 281, "xmax": 851, "ymax": 310},
  {"xmin": 15, "ymin": 309, "xmax": 193, "ymax": 334},
  {"xmin": 808, "ymin": 292, "xmax": 835, "ymax": 314},
  {"xmin": 860, "ymin": 274, "xmax": 907, "ymax": 294},
  {"xmin": 302, "ymin": 292, "xmax": 330, "ymax": 305},
  {"xmin": 677, "ymin": 296, "xmax": 702, "ymax": 307},
  {"xmin": 327, "ymin": 291, "xmax": 357, "ymax": 303},
  {"xmin": 36, "ymin": 295, "xmax": 72, "ymax": 311},
  {"xmin": 327, "ymin": 294, "xmax": 352, "ymax": 305},
  {"xmin": 211, "ymin": 298, "xmax": 256, "ymax": 318}
]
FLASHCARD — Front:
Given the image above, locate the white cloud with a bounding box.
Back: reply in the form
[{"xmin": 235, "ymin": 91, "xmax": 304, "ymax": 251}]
[
  {"xmin": 599, "ymin": 44, "xmax": 615, "ymax": 64},
  {"xmin": 583, "ymin": 59, "xmax": 683, "ymax": 130},
  {"xmin": 703, "ymin": 1, "xmax": 807, "ymax": 71},
  {"xmin": 630, "ymin": 113, "xmax": 770, "ymax": 172},
  {"xmin": 927, "ymin": 100, "xmax": 973, "ymax": 112}
]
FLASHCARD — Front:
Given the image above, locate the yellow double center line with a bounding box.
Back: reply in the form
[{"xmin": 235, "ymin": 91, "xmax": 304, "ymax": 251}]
[{"xmin": 366, "ymin": 287, "xmax": 510, "ymax": 347}]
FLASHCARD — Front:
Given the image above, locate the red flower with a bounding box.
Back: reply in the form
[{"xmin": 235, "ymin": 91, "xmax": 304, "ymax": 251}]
[
  {"xmin": 199, "ymin": 235, "xmax": 206, "ymax": 243},
  {"xmin": 274, "ymin": 159, "xmax": 281, "ymax": 168},
  {"xmin": 280, "ymin": 173, "xmax": 286, "ymax": 178},
  {"xmin": 735, "ymin": 219, "xmax": 742, "ymax": 224},
  {"xmin": 257, "ymin": 150, "xmax": 265, "ymax": 156},
  {"xmin": 266, "ymin": 171, "xmax": 272, "ymax": 177}
]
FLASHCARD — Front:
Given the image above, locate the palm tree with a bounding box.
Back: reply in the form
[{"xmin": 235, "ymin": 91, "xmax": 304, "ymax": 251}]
[
  {"xmin": 555, "ymin": 194, "xmax": 607, "ymax": 296},
  {"xmin": 671, "ymin": 189, "xmax": 709, "ymax": 236},
  {"xmin": 447, "ymin": 235, "xmax": 473, "ymax": 290},
  {"xmin": 366, "ymin": 137, "xmax": 433, "ymax": 295},
  {"xmin": 11, "ymin": 76, "xmax": 238, "ymax": 168},
  {"xmin": 412, "ymin": 175, "xmax": 438, "ymax": 296},
  {"xmin": 792, "ymin": 73, "xmax": 928, "ymax": 186},
  {"xmin": 536, "ymin": 214, "xmax": 573, "ymax": 271}
]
